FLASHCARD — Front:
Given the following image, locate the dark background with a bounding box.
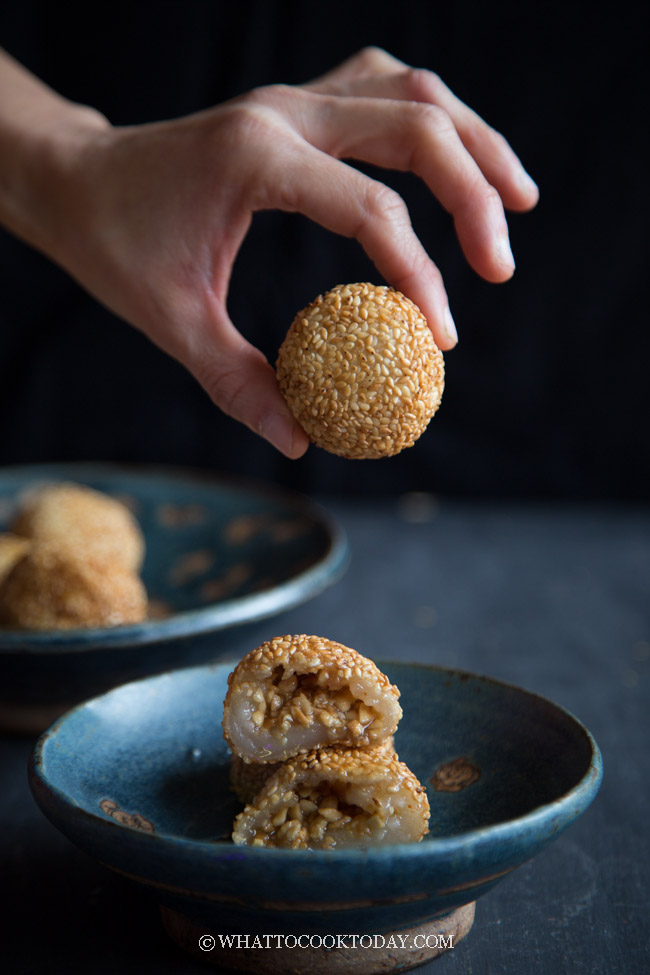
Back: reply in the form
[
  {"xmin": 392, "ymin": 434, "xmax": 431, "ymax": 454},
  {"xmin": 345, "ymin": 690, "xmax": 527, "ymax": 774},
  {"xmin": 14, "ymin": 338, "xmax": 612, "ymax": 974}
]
[{"xmin": 0, "ymin": 0, "xmax": 647, "ymax": 499}]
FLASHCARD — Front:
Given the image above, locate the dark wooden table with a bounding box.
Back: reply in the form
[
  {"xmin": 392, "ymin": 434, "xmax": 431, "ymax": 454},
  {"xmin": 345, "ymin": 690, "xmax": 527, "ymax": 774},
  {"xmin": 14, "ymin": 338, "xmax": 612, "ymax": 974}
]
[{"xmin": 2, "ymin": 497, "xmax": 648, "ymax": 974}]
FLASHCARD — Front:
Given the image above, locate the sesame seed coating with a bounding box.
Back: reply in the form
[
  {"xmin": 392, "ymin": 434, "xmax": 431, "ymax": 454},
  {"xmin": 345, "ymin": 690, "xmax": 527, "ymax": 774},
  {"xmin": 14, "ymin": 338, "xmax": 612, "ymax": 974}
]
[
  {"xmin": 0, "ymin": 533, "xmax": 30, "ymax": 587},
  {"xmin": 11, "ymin": 482, "xmax": 145, "ymax": 572},
  {"xmin": 0, "ymin": 541, "xmax": 148, "ymax": 629},
  {"xmin": 222, "ymin": 634, "xmax": 402, "ymax": 763},
  {"xmin": 231, "ymin": 743, "xmax": 429, "ymax": 849},
  {"xmin": 276, "ymin": 283, "xmax": 445, "ymax": 459},
  {"xmin": 229, "ymin": 736, "xmax": 397, "ymax": 805}
]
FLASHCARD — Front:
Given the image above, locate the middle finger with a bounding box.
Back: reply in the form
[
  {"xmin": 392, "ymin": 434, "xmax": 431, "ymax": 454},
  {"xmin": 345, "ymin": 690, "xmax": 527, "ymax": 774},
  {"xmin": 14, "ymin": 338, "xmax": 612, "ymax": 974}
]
[{"xmin": 291, "ymin": 90, "xmax": 515, "ymax": 282}]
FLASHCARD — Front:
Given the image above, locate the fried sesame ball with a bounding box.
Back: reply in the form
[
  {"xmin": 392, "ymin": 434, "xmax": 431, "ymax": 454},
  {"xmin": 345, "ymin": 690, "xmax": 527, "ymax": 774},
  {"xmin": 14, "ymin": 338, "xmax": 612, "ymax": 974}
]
[
  {"xmin": 11, "ymin": 482, "xmax": 144, "ymax": 572},
  {"xmin": 231, "ymin": 744, "xmax": 429, "ymax": 849},
  {"xmin": 276, "ymin": 283, "xmax": 445, "ymax": 459},
  {"xmin": 0, "ymin": 533, "xmax": 31, "ymax": 587},
  {"xmin": 222, "ymin": 634, "xmax": 402, "ymax": 764},
  {"xmin": 0, "ymin": 542, "xmax": 148, "ymax": 630},
  {"xmin": 229, "ymin": 736, "xmax": 397, "ymax": 805}
]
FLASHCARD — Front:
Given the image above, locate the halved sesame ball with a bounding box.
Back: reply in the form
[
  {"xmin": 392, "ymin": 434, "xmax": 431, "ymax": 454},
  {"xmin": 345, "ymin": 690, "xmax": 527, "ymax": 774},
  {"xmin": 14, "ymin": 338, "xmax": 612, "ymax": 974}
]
[
  {"xmin": 222, "ymin": 634, "xmax": 402, "ymax": 765},
  {"xmin": 276, "ymin": 283, "xmax": 445, "ymax": 459},
  {"xmin": 229, "ymin": 736, "xmax": 398, "ymax": 805},
  {"xmin": 231, "ymin": 744, "xmax": 430, "ymax": 849}
]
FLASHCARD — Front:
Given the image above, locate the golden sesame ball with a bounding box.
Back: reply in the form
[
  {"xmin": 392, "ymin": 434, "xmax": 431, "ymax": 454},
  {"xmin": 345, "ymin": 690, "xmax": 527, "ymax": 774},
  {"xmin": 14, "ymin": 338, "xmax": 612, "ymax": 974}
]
[
  {"xmin": 0, "ymin": 542, "xmax": 148, "ymax": 630},
  {"xmin": 276, "ymin": 283, "xmax": 445, "ymax": 459},
  {"xmin": 0, "ymin": 533, "xmax": 31, "ymax": 587},
  {"xmin": 10, "ymin": 482, "xmax": 144, "ymax": 572}
]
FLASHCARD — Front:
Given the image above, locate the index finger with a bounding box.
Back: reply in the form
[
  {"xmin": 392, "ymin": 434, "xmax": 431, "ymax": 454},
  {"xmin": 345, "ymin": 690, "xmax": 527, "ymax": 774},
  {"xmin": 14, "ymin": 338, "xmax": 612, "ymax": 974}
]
[{"xmin": 260, "ymin": 138, "xmax": 458, "ymax": 350}]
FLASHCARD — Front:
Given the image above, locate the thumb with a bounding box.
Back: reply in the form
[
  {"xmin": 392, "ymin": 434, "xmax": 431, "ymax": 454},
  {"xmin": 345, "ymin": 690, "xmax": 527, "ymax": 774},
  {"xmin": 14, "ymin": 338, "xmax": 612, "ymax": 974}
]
[{"xmin": 187, "ymin": 318, "xmax": 309, "ymax": 460}]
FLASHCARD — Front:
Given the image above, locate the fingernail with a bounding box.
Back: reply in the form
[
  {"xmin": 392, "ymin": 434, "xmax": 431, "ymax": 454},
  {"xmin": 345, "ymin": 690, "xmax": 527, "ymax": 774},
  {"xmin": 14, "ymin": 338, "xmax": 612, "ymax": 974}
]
[
  {"xmin": 443, "ymin": 305, "xmax": 458, "ymax": 345},
  {"xmin": 260, "ymin": 412, "xmax": 297, "ymax": 455},
  {"xmin": 496, "ymin": 233, "xmax": 515, "ymax": 271}
]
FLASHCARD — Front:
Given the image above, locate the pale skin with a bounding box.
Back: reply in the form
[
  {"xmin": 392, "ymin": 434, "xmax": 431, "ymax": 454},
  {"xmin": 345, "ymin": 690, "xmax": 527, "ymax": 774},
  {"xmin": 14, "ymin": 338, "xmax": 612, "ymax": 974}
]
[{"xmin": 0, "ymin": 46, "xmax": 538, "ymax": 458}]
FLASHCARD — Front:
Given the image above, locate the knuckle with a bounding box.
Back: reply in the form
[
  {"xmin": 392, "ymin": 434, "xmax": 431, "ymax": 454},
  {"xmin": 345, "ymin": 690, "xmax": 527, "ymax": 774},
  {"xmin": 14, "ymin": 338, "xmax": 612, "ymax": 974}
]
[
  {"xmin": 401, "ymin": 67, "xmax": 445, "ymax": 103},
  {"xmin": 462, "ymin": 179, "xmax": 500, "ymax": 216},
  {"xmin": 224, "ymin": 99, "xmax": 272, "ymax": 147},
  {"xmin": 480, "ymin": 182, "xmax": 502, "ymax": 208},
  {"xmin": 407, "ymin": 102, "xmax": 454, "ymax": 139},
  {"xmin": 218, "ymin": 95, "xmax": 297, "ymax": 203},
  {"xmin": 251, "ymin": 82, "xmax": 294, "ymax": 104},
  {"xmin": 356, "ymin": 45, "xmax": 393, "ymax": 71},
  {"xmin": 226, "ymin": 84, "xmax": 294, "ymax": 140},
  {"xmin": 364, "ymin": 182, "xmax": 409, "ymax": 227}
]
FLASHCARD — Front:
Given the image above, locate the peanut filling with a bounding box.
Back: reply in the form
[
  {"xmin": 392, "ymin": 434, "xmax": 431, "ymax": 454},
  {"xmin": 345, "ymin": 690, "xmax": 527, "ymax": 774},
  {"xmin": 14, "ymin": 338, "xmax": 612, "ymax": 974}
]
[
  {"xmin": 243, "ymin": 668, "xmax": 380, "ymax": 745},
  {"xmin": 252, "ymin": 779, "xmax": 389, "ymax": 849}
]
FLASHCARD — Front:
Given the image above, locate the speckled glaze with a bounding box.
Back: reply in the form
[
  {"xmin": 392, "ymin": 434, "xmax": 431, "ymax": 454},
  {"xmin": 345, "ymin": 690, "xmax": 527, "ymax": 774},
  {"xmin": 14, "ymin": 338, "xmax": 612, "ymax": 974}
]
[
  {"xmin": 0, "ymin": 464, "xmax": 347, "ymax": 729},
  {"xmin": 30, "ymin": 661, "xmax": 602, "ymax": 948}
]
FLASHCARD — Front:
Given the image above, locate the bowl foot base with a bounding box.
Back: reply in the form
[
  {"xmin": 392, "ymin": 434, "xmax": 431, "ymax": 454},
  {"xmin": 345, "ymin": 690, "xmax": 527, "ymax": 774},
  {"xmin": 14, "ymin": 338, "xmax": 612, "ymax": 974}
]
[{"xmin": 160, "ymin": 902, "xmax": 475, "ymax": 974}]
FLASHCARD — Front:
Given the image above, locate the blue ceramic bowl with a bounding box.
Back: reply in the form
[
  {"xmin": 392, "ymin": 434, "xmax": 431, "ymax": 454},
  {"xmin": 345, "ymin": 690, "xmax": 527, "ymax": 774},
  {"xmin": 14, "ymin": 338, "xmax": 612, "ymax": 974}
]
[
  {"xmin": 30, "ymin": 661, "xmax": 602, "ymax": 967},
  {"xmin": 0, "ymin": 464, "xmax": 347, "ymax": 732}
]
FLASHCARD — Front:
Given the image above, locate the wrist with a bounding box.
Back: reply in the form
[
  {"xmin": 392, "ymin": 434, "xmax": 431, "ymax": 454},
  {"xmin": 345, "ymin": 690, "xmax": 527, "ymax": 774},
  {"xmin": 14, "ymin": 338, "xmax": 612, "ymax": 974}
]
[{"xmin": 0, "ymin": 92, "xmax": 110, "ymax": 261}]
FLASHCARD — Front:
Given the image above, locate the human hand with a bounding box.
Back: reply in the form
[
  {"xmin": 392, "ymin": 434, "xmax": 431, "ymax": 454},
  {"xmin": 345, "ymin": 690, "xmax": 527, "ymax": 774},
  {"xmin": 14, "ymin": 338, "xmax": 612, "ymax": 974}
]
[{"xmin": 17, "ymin": 47, "xmax": 538, "ymax": 457}]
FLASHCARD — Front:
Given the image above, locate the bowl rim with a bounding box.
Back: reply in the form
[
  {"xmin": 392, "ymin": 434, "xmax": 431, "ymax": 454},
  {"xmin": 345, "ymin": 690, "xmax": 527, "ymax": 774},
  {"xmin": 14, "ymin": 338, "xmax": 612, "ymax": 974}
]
[
  {"xmin": 29, "ymin": 659, "xmax": 604, "ymax": 868},
  {"xmin": 0, "ymin": 462, "xmax": 348, "ymax": 652}
]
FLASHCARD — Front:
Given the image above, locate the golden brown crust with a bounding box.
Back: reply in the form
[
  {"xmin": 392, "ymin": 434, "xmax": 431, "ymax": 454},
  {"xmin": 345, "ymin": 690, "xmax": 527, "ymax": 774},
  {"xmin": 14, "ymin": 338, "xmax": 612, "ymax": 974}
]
[
  {"xmin": 0, "ymin": 542, "xmax": 148, "ymax": 630},
  {"xmin": 11, "ymin": 482, "xmax": 145, "ymax": 572},
  {"xmin": 231, "ymin": 743, "xmax": 429, "ymax": 849},
  {"xmin": 0, "ymin": 533, "xmax": 31, "ymax": 587},
  {"xmin": 276, "ymin": 283, "xmax": 444, "ymax": 459},
  {"xmin": 222, "ymin": 634, "xmax": 402, "ymax": 763},
  {"xmin": 229, "ymin": 736, "xmax": 397, "ymax": 805}
]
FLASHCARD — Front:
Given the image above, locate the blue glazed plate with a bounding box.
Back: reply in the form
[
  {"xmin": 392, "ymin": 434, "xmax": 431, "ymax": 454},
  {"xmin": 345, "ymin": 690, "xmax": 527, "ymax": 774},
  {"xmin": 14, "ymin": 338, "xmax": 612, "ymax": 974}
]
[
  {"xmin": 0, "ymin": 464, "xmax": 347, "ymax": 728},
  {"xmin": 30, "ymin": 660, "xmax": 602, "ymax": 940}
]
